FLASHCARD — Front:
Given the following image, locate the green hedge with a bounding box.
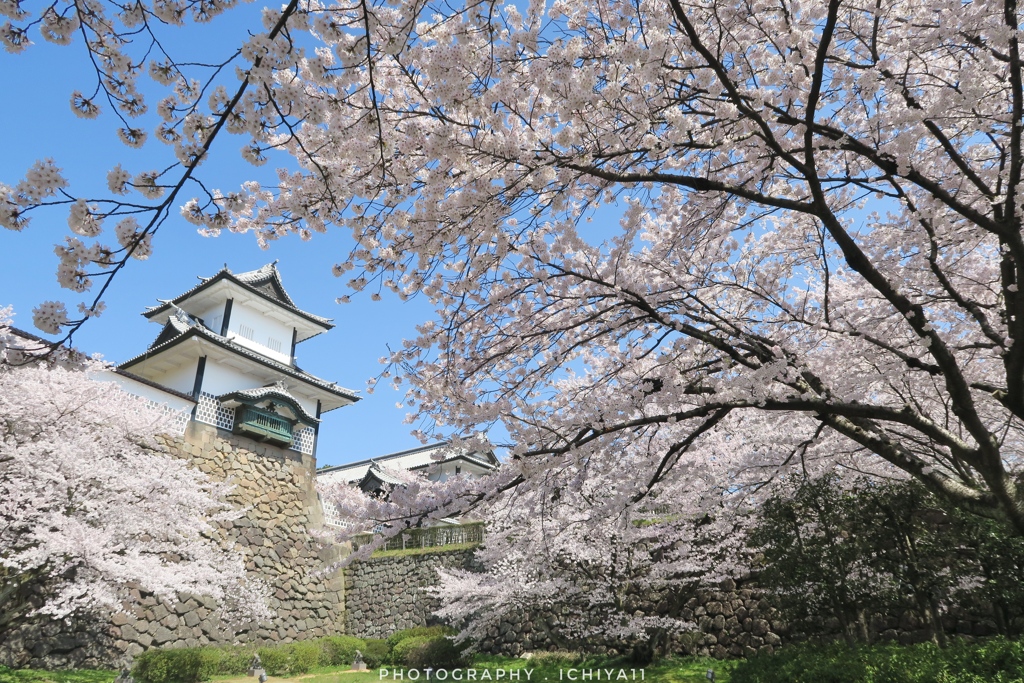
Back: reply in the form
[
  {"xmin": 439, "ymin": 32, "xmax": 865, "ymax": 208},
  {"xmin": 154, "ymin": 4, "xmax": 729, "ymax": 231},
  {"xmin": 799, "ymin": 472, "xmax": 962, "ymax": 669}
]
[
  {"xmin": 731, "ymin": 638, "xmax": 1024, "ymax": 683},
  {"xmin": 362, "ymin": 639, "xmax": 390, "ymax": 669},
  {"xmin": 319, "ymin": 636, "xmax": 367, "ymax": 667},
  {"xmin": 390, "ymin": 637, "xmax": 433, "ymax": 666},
  {"xmin": 130, "ymin": 628, "xmax": 475, "ymax": 682},
  {"xmin": 132, "ymin": 649, "xmax": 220, "ymax": 683},
  {"xmin": 132, "ymin": 636, "xmax": 371, "ymax": 683},
  {"xmin": 403, "ymin": 636, "xmax": 469, "ymax": 670},
  {"xmin": 385, "ymin": 626, "xmax": 456, "ymax": 650}
]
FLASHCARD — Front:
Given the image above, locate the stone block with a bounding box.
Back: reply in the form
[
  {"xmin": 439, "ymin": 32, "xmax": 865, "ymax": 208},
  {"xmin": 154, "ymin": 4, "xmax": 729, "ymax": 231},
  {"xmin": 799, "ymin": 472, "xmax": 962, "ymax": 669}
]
[{"xmin": 152, "ymin": 627, "xmax": 175, "ymax": 645}]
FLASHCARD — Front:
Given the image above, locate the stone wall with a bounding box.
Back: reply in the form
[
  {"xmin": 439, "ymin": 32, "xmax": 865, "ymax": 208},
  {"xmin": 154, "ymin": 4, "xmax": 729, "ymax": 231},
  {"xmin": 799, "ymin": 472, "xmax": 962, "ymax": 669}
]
[
  {"xmin": 344, "ymin": 550, "xmax": 1006, "ymax": 661},
  {"xmin": 0, "ymin": 421, "xmax": 347, "ymax": 669},
  {"xmin": 344, "ymin": 548, "xmax": 478, "ymax": 640},
  {"xmin": 474, "ymin": 577, "xmax": 1008, "ymax": 659},
  {"xmin": 472, "ymin": 578, "xmax": 785, "ymax": 659}
]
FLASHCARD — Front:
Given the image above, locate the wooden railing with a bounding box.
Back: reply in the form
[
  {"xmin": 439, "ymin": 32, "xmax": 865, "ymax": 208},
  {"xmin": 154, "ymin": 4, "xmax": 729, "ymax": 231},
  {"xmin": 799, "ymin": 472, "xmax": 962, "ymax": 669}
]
[
  {"xmin": 352, "ymin": 522, "xmax": 485, "ymax": 552},
  {"xmin": 234, "ymin": 405, "xmax": 293, "ymax": 445}
]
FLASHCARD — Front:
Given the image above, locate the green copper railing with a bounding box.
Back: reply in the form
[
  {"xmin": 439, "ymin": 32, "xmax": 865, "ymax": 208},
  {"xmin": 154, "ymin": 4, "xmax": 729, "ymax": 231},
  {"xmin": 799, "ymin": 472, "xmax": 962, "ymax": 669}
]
[
  {"xmin": 234, "ymin": 405, "xmax": 293, "ymax": 445},
  {"xmin": 351, "ymin": 522, "xmax": 485, "ymax": 552}
]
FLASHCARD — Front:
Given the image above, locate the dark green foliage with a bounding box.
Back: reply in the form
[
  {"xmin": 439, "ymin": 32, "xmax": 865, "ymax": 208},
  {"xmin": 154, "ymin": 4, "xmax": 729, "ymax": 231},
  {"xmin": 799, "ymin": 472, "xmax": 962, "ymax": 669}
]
[
  {"xmin": 385, "ymin": 625, "xmax": 456, "ymax": 649},
  {"xmin": 255, "ymin": 647, "xmax": 291, "ymax": 676},
  {"xmin": 213, "ymin": 645, "xmax": 254, "ymax": 675},
  {"xmin": 361, "ymin": 639, "xmax": 391, "ymax": 668},
  {"xmin": 731, "ymin": 638, "xmax": 1024, "ymax": 683},
  {"xmin": 132, "ymin": 648, "xmax": 220, "ymax": 683},
  {"xmin": 389, "ymin": 636, "xmax": 433, "ymax": 666},
  {"xmin": 403, "ymin": 636, "xmax": 470, "ymax": 670},
  {"xmin": 122, "ymin": 632, "xmax": 559, "ymax": 681},
  {"xmin": 749, "ymin": 476, "xmax": 1024, "ymax": 645},
  {"xmin": 319, "ymin": 636, "xmax": 368, "ymax": 667},
  {"xmin": 287, "ymin": 642, "xmax": 322, "ymax": 674}
]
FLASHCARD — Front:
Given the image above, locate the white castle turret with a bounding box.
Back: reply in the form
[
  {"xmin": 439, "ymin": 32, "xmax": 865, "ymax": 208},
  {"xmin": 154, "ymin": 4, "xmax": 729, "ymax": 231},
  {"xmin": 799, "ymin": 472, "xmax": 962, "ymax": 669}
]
[{"xmin": 115, "ymin": 261, "xmax": 358, "ymax": 456}]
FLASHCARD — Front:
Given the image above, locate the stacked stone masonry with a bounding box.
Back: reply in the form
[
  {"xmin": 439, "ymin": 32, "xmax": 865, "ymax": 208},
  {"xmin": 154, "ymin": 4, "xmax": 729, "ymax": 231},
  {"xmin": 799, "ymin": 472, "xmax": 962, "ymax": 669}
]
[
  {"xmin": 0, "ymin": 422, "xmax": 347, "ymax": 670},
  {"xmin": 342, "ymin": 552, "xmax": 1008, "ymax": 660},
  {"xmin": 468, "ymin": 579, "xmax": 786, "ymax": 659},
  {"xmin": 343, "ymin": 549, "xmax": 479, "ymax": 639},
  {"xmin": 0, "ymin": 419, "xmax": 1011, "ymax": 669}
]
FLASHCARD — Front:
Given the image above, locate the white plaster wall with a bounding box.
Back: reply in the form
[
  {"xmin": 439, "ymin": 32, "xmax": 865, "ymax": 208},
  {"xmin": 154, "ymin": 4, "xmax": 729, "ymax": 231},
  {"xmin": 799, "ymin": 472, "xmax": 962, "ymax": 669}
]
[
  {"xmin": 317, "ymin": 453, "xmax": 493, "ymax": 485},
  {"xmin": 199, "ymin": 362, "xmax": 267, "ymax": 397},
  {"xmin": 141, "ymin": 360, "xmax": 200, "ymax": 395},
  {"xmin": 198, "ymin": 362, "xmax": 318, "ymax": 415},
  {"xmin": 224, "ymin": 302, "xmax": 294, "ymax": 365},
  {"xmin": 426, "ymin": 460, "xmax": 491, "ymax": 481},
  {"xmin": 98, "ymin": 372, "xmax": 196, "ymax": 413},
  {"xmin": 196, "ymin": 301, "xmax": 228, "ymax": 333}
]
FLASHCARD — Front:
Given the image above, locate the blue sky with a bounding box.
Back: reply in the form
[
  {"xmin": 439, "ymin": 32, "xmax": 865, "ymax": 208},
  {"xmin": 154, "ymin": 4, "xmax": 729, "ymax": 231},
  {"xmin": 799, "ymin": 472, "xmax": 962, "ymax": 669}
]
[{"xmin": 0, "ymin": 7, "xmax": 441, "ymax": 466}]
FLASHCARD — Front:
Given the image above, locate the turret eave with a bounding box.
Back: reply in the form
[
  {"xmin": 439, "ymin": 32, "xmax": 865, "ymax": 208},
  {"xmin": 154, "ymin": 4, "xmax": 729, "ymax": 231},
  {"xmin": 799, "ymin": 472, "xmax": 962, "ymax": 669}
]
[
  {"xmin": 143, "ymin": 271, "xmax": 333, "ymax": 342},
  {"xmin": 118, "ymin": 328, "xmax": 359, "ymax": 412}
]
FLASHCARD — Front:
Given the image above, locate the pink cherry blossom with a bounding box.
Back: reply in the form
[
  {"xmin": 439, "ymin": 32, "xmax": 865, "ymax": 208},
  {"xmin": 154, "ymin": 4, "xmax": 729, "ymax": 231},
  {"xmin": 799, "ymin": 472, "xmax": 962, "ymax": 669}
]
[{"xmin": 0, "ymin": 311, "xmax": 268, "ymax": 628}]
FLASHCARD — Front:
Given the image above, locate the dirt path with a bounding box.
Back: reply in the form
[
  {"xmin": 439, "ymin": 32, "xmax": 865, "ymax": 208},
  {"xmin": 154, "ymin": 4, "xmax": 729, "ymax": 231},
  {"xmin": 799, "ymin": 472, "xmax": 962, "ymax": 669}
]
[{"xmin": 215, "ymin": 670, "xmax": 369, "ymax": 683}]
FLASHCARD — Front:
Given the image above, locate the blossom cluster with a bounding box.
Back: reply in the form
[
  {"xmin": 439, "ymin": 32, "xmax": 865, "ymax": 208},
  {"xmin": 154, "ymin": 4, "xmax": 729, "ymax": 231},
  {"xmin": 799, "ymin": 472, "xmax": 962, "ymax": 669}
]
[{"xmin": 0, "ymin": 311, "xmax": 269, "ymax": 624}]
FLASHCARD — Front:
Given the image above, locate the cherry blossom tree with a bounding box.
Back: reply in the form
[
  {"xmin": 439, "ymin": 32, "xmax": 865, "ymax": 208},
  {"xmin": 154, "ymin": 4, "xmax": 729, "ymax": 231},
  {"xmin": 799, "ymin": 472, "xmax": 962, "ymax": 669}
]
[
  {"xmin": 0, "ymin": 314, "xmax": 266, "ymax": 633},
  {"xmin": 5, "ymin": 0, "xmax": 1024, "ymax": 535}
]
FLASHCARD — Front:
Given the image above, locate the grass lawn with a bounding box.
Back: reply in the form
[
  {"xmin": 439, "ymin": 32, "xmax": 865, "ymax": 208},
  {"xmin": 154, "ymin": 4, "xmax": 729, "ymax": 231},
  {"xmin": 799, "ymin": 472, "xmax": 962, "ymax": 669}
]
[
  {"xmin": 218, "ymin": 656, "xmax": 736, "ymax": 683},
  {"xmin": 2, "ymin": 655, "xmax": 738, "ymax": 683},
  {"xmin": 0, "ymin": 667, "xmax": 118, "ymax": 683}
]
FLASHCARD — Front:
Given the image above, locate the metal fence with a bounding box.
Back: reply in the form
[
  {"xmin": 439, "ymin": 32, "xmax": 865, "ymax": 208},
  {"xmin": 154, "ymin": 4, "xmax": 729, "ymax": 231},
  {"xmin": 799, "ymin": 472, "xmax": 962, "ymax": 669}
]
[{"xmin": 352, "ymin": 522, "xmax": 485, "ymax": 552}]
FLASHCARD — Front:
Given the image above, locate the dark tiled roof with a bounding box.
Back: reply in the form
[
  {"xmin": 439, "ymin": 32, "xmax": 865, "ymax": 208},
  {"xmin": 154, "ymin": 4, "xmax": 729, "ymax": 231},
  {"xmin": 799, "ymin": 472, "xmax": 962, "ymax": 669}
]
[
  {"xmin": 144, "ymin": 261, "xmax": 334, "ymax": 330},
  {"xmin": 317, "ymin": 441, "xmax": 498, "ymax": 475},
  {"xmin": 219, "ymin": 383, "xmax": 320, "ymax": 424},
  {"xmin": 119, "ymin": 308, "xmax": 359, "ymax": 406},
  {"xmin": 114, "ymin": 368, "xmax": 197, "ymax": 403},
  {"xmin": 365, "ymin": 464, "xmax": 410, "ymax": 486},
  {"xmin": 316, "ymin": 442, "xmax": 452, "ymax": 474}
]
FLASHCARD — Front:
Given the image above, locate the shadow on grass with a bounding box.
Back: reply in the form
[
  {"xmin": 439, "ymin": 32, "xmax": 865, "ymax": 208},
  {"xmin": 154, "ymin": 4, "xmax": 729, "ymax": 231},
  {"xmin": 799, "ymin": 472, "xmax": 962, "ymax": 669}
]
[{"xmin": 0, "ymin": 667, "xmax": 118, "ymax": 683}]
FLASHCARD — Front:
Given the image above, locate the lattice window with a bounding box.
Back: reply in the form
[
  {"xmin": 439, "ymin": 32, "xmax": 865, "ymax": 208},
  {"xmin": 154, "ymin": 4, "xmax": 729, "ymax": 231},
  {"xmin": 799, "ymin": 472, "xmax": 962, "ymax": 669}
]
[
  {"xmin": 195, "ymin": 392, "xmax": 234, "ymax": 430},
  {"xmin": 290, "ymin": 425, "xmax": 315, "ymax": 455},
  {"xmin": 136, "ymin": 398, "xmax": 190, "ymax": 436},
  {"xmin": 321, "ymin": 499, "xmax": 352, "ymax": 529},
  {"xmin": 238, "ymin": 323, "xmax": 255, "ymax": 340},
  {"xmin": 267, "ymin": 337, "xmax": 282, "ymax": 352},
  {"xmin": 163, "ymin": 405, "xmax": 191, "ymax": 435}
]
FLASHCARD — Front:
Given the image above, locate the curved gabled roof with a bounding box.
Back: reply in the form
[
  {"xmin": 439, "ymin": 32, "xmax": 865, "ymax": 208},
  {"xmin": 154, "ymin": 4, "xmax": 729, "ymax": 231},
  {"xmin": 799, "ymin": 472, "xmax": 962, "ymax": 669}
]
[
  {"xmin": 119, "ymin": 306, "xmax": 359, "ymax": 410},
  {"xmin": 143, "ymin": 261, "xmax": 334, "ymax": 334},
  {"xmin": 219, "ymin": 383, "xmax": 320, "ymax": 425},
  {"xmin": 316, "ymin": 441, "xmax": 499, "ymax": 482}
]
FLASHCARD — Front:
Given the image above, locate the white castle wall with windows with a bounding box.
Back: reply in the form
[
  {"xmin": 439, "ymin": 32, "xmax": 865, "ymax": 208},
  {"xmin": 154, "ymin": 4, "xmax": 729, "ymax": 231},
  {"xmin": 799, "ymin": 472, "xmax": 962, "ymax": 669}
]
[{"xmin": 110, "ymin": 262, "xmax": 358, "ymax": 456}]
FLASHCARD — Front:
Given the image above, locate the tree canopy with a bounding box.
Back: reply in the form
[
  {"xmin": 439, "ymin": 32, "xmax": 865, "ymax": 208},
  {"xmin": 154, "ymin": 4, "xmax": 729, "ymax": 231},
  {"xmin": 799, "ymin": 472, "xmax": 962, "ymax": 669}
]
[
  {"xmin": 0, "ymin": 318, "xmax": 267, "ymax": 631},
  {"xmin": 3, "ymin": 0, "xmax": 1024, "ymax": 531}
]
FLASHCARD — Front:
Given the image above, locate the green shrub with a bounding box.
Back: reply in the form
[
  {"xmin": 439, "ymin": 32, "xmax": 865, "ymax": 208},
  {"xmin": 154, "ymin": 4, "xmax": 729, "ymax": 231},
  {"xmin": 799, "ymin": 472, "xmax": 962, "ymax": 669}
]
[
  {"xmin": 731, "ymin": 638, "xmax": 1024, "ymax": 683},
  {"xmin": 390, "ymin": 636, "xmax": 433, "ymax": 666},
  {"xmin": 319, "ymin": 635, "xmax": 368, "ymax": 667},
  {"xmin": 524, "ymin": 651, "xmax": 585, "ymax": 668},
  {"xmin": 256, "ymin": 647, "xmax": 291, "ymax": 676},
  {"xmin": 362, "ymin": 639, "xmax": 391, "ymax": 668},
  {"xmin": 288, "ymin": 641, "xmax": 322, "ymax": 674},
  {"xmin": 403, "ymin": 636, "xmax": 470, "ymax": 670},
  {"xmin": 385, "ymin": 626, "xmax": 456, "ymax": 649},
  {"xmin": 132, "ymin": 648, "xmax": 220, "ymax": 683},
  {"xmin": 209, "ymin": 645, "xmax": 254, "ymax": 675},
  {"xmin": 750, "ymin": 477, "xmax": 1024, "ymax": 646}
]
